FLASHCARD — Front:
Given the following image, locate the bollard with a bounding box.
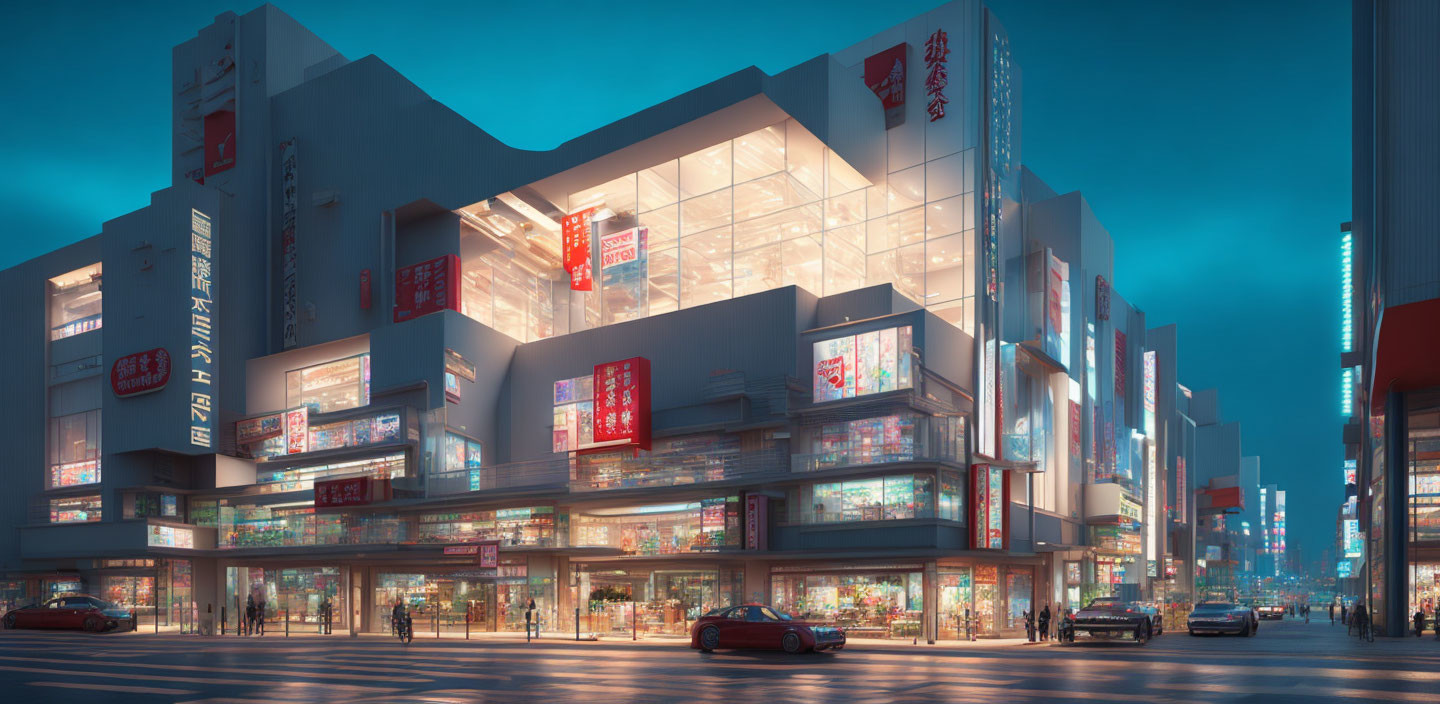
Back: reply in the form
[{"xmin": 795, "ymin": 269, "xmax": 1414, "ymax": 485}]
[
  {"xmin": 465, "ymin": 611, "xmax": 470, "ymax": 640},
  {"xmin": 526, "ymin": 610, "xmax": 532, "ymax": 643},
  {"xmin": 631, "ymin": 601, "xmax": 637, "ymax": 642},
  {"xmin": 285, "ymin": 609, "xmax": 289, "ymax": 638},
  {"xmin": 221, "ymin": 606, "xmax": 226, "ymax": 636},
  {"xmin": 435, "ymin": 609, "xmax": 440, "ymax": 639},
  {"xmin": 575, "ymin": 607, "xmax": 581, "ymax": 642}
]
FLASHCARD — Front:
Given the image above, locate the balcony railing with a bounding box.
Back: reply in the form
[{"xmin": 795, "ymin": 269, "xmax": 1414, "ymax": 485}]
[
  {"xmin": 424, "ymin": 447, "xmax": 790, "ymax": 498},
  {"xmin": 425, "ymin": 457, "xmax": 571, "ymax": 498},
  {"xmin": 791, "ymin": 416, "xmax": 966, "ymax": 473}
]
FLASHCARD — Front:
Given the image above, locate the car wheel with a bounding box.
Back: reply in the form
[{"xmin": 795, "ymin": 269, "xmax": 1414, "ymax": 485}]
[
  {"xmin": 699, "ymin": 625, "xmax": 720, "ymax": 652},
  {"xmin": 83, "ymin": 616, "xmax": 102, "ymax": 633},
  {"xmin": 2, "ymin": 613, "xmax": 16, "ymax": 630},
  {"xmin": 782, "ymin": 632, "xmax": 803, "ymax": 654},
  {"xmin": 1135, "ymin": 623, "xmax": 1149, "ymax": 645}
]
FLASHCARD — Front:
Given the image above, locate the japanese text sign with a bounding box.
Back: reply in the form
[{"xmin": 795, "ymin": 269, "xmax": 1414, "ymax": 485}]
[
  {"xmin": 112, "ymin": 348, "xmax": 171, "ymax": 398},
  {"xmin": 924, "ymin": 29, "xmax": 949, "ymax": 122},
  {"xmin": 591, "ymin": 356, "xmax": 651, "ymax": 450},
  {"xmin": 189, "ymin": 209, "xmax": 215, "ymax": 448},
  {"xmin": 864, "ymin": 43, "xmax": 907, "ymax": 129},
  {"xmin": 393, "ymin": 254, "xmax": 460, "ymax": 323},
  {"xmin": 562, "ymin": 208, "xmax": 595, "ymax": 291}
]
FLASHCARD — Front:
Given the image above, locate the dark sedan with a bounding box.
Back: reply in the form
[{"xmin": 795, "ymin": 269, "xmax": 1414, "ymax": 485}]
[
  {"xmin": 1187, "ymin": 602, "xmax": 1257, "ymax": 636},
  {"xmin": 691, "ymin": 604, "xmax": 845, "ymax": 654},
  {"xmin": 3, "ymin": 595, "xmax": 132, "ymax": 632},
  {"xmin": 1065, "ymin": 597, "xmax": 1153, "ymax": 645}
]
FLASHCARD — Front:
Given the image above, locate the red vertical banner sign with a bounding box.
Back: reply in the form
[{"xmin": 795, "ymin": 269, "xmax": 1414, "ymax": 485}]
[
  {"xmin": 863, "ymin": 43, "xmax": 907, "ymax": 129},
  {"xmin": 746, "ymin": 494, "xmax": 769, "ymax": 551},
  {"xmin": 562, "ymin": 208, "xmax": 595, "ymax": 291},
  {"xmin": 971, "ymin": 464, "xmax": 989, "ymax": 549},
  {"xmin": 359, "ymin": 269, "xmax": 372, "ymax": 309},
  {"xmin": 591, "ymin": 357, "xmax": 651, "ymax": 450},
  {"xmin": 1069, "ymin": 400, "xmax": 1082, "ymax": 465},
  {"xmin": 393, "ymin": 254, "xmax": 461, "ymax": 322},
  {"xmin": 478, "ymin": 541, "xmax": 499, "ymax": 569}
]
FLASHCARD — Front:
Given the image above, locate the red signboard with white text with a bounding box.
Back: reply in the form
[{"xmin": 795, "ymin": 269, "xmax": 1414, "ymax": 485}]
[
  {"xmin": 746, "ymin": 494, "xmax": 769, "ymax": 551},
  {"xmin": 393, "ymin": 254, "xmax": 460, "ymax": 323},
  {"xmin": 479, "ymin": 541, "xmax": 499, "ymax": 568},
  {"xmin": 204, "ymin": 110, "xmax": 237, "ymax": 177},
  {"xmin": 591, "ymin": 356, "xmax": 651, "ymax": 451},
  {"xmin": 864, "ymin": 43, "xmax": 907, "ymax": 129},
  {"xmin": 314, "ymin": 476, "xmax": 391, "ymax": 508},
  {"xmin": 562, "ymin": 208, "xmax": 595, "ymax": 291},
  {"xmin": 970, "ymin": 464, "xmax": 1010, "ymax": 550},
  {"xmin": 111, "ymin": 348, "xmax": 172, "ymax": 398}
]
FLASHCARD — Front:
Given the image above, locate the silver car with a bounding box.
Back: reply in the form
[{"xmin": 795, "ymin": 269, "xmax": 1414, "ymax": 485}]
[{"xmin": 1187, "ymin": 602, "xmax": 1256, "ymax": 636}]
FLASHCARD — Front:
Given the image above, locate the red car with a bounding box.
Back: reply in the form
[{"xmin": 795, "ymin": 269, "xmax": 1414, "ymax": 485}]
[
  {"xmin": 3, "ymin": 595, "xmax": 132, "ymax": 632},
  {"xmin": 690, "ymin": 604, "xmax": 845, "ymax": 654}
]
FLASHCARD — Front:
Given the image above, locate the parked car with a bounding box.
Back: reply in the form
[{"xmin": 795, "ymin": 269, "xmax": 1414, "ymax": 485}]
[
  {"xmin": 3, "ymin": 595, "xmax": 132, "ymax": 632},
  {"xmin": 1065, "ymin": 597, "xmax": 1154, "ymax": 645},
  {"xmin": 1256, "ymin": 605, "xmax": 1285, "ymax": 621},
  {"xmin": 1187, "ymin": 602, "xmax": 1257, "ymax": 636},
  {"xmin": 691, "ymin": 604, "xmax": 845, "ymax": 654}
]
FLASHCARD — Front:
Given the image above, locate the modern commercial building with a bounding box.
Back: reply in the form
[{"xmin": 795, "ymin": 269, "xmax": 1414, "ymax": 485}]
[
  {"xmin": 1347, "ymin": 0, "xmax": 1440, "ymax": 637},
  {"xmin": 3, "ymin": 1, "xmax": 1236, "ymax": 639}
]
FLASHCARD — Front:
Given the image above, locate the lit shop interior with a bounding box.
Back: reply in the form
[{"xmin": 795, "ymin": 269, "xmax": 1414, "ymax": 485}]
[
  {"xmin": 98, "ymin": 559, "xmax": 197, "ymax": 632},
  {"xmin": 48, "ymin": 262, "xmax": 102, "ymax": 341},
  {"xmin": 371, "ymin": 559, "xmax": 554, "ymax": 634},
  {"xmin": 771, "ymin": 567, "xmax": 924, "ymax": 639},
  {"xmin": 228, "ymin": 566, "xmax": 343, "ymax": 629},
  {"xmin": 574, "ymin": 564, "xmax": 744, "ymax": 637},
  {"xmin": 449, "ymin": 117, "xmax": 979, "ymax": 344}
]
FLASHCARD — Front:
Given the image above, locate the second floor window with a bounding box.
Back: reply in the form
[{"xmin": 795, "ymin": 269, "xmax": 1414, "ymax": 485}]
[
  {"xmin": 286, "ymin": 354, "xmax": 370, "ymax": 414},
  {"xmin": 49, "ymin": 410, "xmax": 101, "ymax": 488}
]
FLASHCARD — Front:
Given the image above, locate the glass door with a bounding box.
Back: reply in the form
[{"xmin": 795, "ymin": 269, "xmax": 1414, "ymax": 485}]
[{"xmin": 937, "ymin": 570, "xmax": 972, "ymax": 639}]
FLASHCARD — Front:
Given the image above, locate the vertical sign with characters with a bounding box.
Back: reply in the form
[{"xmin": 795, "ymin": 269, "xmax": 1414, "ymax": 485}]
[
  {"xmin": 393, "ymin": 255, "xmax": 460, "ymax": 322},
  {"xmin": 923, "ymin": 29, "xmax": 949, "ymax": 122},
  {"xmin": 189, "ymin": 209, "xmax": 215, "ymax": 448},
  {"xmin": 280, "ymin": 139, "xmax": 298, "ymax": 348},
  {"xmin": 591, "ymin": 357, "xmax": 651, "ymax": 450},
  {"xmin": 562, "ymin": 208, "xmax": 595, "ymax": 291},
  {"xmin": 863, "ymin": 43, "xmax": 907, "ymax": 129}
]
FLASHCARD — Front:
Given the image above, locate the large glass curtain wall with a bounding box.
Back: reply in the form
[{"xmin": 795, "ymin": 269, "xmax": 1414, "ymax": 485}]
[{"xmin": 456, "ymin": 120, "xmax": 980, "ymax": 341}]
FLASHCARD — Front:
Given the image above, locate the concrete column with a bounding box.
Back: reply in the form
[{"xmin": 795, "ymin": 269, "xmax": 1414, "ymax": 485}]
[
  {"xmin": 1384, "ymin": 391, "xmax": 1407, "ymax": 636},
  {"xmin": 923, "ymin": 561, "xmax": 937, "ymax": 644}
]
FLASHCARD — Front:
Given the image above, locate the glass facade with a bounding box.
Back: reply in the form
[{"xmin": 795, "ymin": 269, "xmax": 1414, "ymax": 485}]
[
  {"xmin": 576, "ymin": 566, "xmax": 741, "ymax": 637},
  {"xmin": 552, "ymin": 376, "xmax": 594, "ymax": 452},
  {"xmin": 48, "ymin": 410, "xmax": 101, "ymax": 488},
  {"xmin": 50, "ymin": 494, "xmax": 101, "ymax": 523},
  {"xmin": 285, "ymin": 354, "xmax": 371, "ymax": 414},
  {"xmin": 572, "ymin": 499, "xmax": 740, "ymax": 555},
  {"xmin": 772, "ymin": 570, "xmax": 924, "ymax": 638},
  {"xmin": 571, "ymin": 433, "xmax": 743, "ymax": 490},
  {"xmin": 230, "ymin": 566, "xmax": 345, "ymax": 630},
  {"xmin": 795, "ymin": 413, "xmax": 965, "ymax": 471},
  {"xmin": 375, "ymin": 560, "xmax": 546, "ymax": 634},
  {"xmin": 255, "ymin": 452, "xmax": 405, "ymax": 494},
  {"xmin": 786, "ymin": 474, "xmax": 937, "ymax": 524},
  {"xmin": 218, "ymin": 505, "xmax": 405, "ymax": 549},
  {"xmin": 416, "ymin": 506, "xmax": 560, "ymax": 547},
  {"xmin": 48, "ymin": 263, "xmax": 102, "ymax": 340}
]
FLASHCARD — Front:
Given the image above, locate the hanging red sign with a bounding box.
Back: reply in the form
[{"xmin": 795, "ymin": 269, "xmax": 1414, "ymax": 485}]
[
  {"xmin": 286, "ymin": 407, "xmax": 309, "ymax": 454},
  {"xmin": 393, "ymin": 254, "xmax": 460, "ymax": 323},
  {"xmin": 562, "ymin": 208, "xmax": 595, "ymax": 291},
  {"xmin": 923, "ymin": 29, "xmax": 950, "ymax": 122},
  {"xmin": 591, "ymin": 356, "xmax": 651, "ymax": 451},
  {"xmin": 746, "ymin": 494, "xmax": 769, "ymax": 551},
  {"xmin": 864, "ymin": 43, "xmax": 907, "ymax": 129},
  {"xmin": 203, "ymin": 110, "xmax": 237, "ymax": 177},
  {"xmin": 111, "ymin": 348, "xmax": 172, "ymax": 398},
  {"xmin": 478, "ymin": 540, "xmax": 499, "ymax": 568}
]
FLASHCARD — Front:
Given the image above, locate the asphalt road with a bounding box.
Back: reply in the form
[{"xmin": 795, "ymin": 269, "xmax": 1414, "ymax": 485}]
[{"xmin": 0, "ymin": 618, "xmax": 1436, "ymax": 703}]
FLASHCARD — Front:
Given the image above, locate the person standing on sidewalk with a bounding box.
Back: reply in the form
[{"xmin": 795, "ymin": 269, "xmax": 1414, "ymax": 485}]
[
  {"xmin": 244, "ymin": 595, "xmax": 256, "ymax": 636},
  {"xmin": 1329, "ymin": 603, "xmax": 1335, "ymax": 625},
  {"xmin": 1415, "ymin": 608, "xmax": 1426, "ymax": 638},
  {"xmin": 256, "ymin": 598, "xmax": 267, "ymax": 636},
  {"xmin": 1341, "ymin": 603, "xmax": 1348, "ymax": 625},
  {"xmin": 1037, "ymin": 605, "xmax": 1051, "ymax": 642}
]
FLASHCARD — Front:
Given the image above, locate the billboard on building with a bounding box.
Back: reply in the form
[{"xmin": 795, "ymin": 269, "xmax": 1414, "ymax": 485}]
[
  {"xmin": 189, "ymin": 209, "xmax": 215, "ymax": 449},
  {"xmin": 279, "ymin": 138, "xmax": 299, "ymax": 348},
  {"xmin": 203, "ymin": 110, "xmax": 237, "ymax": 177},
  {"xmin": 562, "ymin": 208, "xmax": 595, "ymax": 291},
  {"xmin": 812, "ymin": 326, "xmax": 913, "ymax": 403},
  {"xmin": 970, "ymin": 464, "xmax": 1009, "ymax": 550},
  {"xmin": 1343, "ymin": 519, "xmax": 1362, "ymax": 558},
  {"xmin": 112, "ymin": 348, "xmax": 171, "ymax": 398}
]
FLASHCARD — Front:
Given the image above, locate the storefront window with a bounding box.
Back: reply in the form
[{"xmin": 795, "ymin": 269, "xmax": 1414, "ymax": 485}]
[
  {"xmin": 572, "ymin": 498, "xmax": 740, "ymax": 555},
  {"xmin": 48, "ymin": 410, "xmax": 101, "ymax": 488},
  {"xmin": 572, "ymin": 433, "xmax": 743, "ymax": 490},
  {"xmin": 124, "ymin": 492, "xmax": 183, "ymax": 520},
  {"xmin": 443, "ymin": 431, "xmax": 484, "ymax": 491},
  {"xmin": 247, "ymin": 409, "xmax": 401, "ymax": 461},
  {"xmin": 255, "ymin": 452, "xmax": 405, "ymax": 494},
  {"xmin": 218, "ymin": 505, "xmax": 405, "ymax": 548},
  {"xmin": 576, "ymin": 567, "xmax": 735, "ymax": 637},
  {"xmin": 415, "ymin": 506, "xmax": 560, "ymax": 547},
  {"xmin": 939, "ymin": 470, "xmax": 965, "ymax": 521},
  {"xmin": 937, "ymin": 569, "xmax": 972, "ymax": 639},
  {"xmin": 811, "ymin": 327, "xmax": 913, "ymax": 403},
  {"xmin": 49, "ymin": 263, "xmax": 102, "ymax": 340},
  {"xmin": 285, "ymin": 354, "xmax": 370, "ymax": 414},
  {"xmin": 788, "ymin": 474, "xmax": 935, "ymax": 525},
  {"xmin": 50, "ymin": 495, "xmax": 101, "ymax": 523},
  {"xmin": 229, "ymin": 566, "xmax": 344, "ymax": 629},
  {"xmin": 375, "ymin": 561, "xmax": 542, "ymax": 634},
  {"xmin": 772, "ymin": 570, "xmax": 924, "ymax": 638}
]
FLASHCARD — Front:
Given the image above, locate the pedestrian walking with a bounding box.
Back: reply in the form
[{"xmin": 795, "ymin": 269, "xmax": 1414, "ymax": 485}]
[
  {"xmin": 1341, "ymin": 603, "xmax": 1348, "ymax": 625},
  {"xmin": 1415, "ymin": 609, "xmax": 1426, "ymax": 638},
  {"xmin": 320, "ymin": 597, "xmax": 332, "ymax": 635},
  {"xmin": 256, "ymin": 599, "xmax": 266, "ymax": 636},
  {"xmin": 1304, "ymin": 605, "xmax": 1310, "ymax": 624},
  {"xmin": 245, "ymin": 595, "xmax": 256, "ymax": 636},
  {"xmin": 1329, "ymin": 603, "xmax": 1335, "ymax": 625},
  {"xmin": 1038, "ymin": 605, "xmax": 1051, "ymax": 642}
]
